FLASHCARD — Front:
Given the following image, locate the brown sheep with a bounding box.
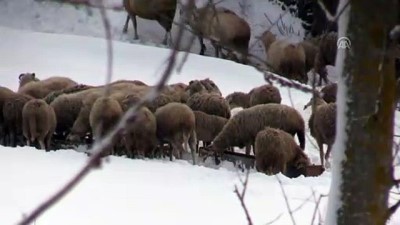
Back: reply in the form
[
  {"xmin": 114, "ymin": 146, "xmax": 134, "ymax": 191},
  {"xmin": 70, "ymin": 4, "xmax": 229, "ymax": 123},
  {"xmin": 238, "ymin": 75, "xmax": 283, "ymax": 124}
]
[
  {"xmin": 44, "ymin": 84, "xmax": 94, "ymax": 104},
  {"xmin": 261, "ymin": 31, "xmax": 307, "ymax": 84},
  {"xmin": 314, "ymin": 32, "xmax": 338, "ymax": 85},
  {"xmin": 210, "ymin": 103, "xmax": 306, "ymax": 154},
  {"xmin": 304, "ymin": 94, "xmax": 336, "ymax": 168},
  {"xmin": 299, "ymin": 39, "xmax": 319, "ymax": 73},
  {"xmin": 187, "ymin": 92, "xmax": 231, "ymax": 119},
  {"xmin": 123, "ymin": 106, "xmax": 157, "ymax": 158},
  {"xmin": 199, "ymin": 78, "xmax": 222, "ymax": 96},
  {"xmin": 183, "ymin": 5, "xmax": 251, "ymax": 63},
  {"xmin": 193, "ymin": 110, "xmax": 228, "ymax": 149},
  {"xmin": 248, "ymin": 84, "xmax": 282, "ymax": 107},
  {"xmin": 0, "ymin": 86, "xmax": 17, "ymax": 145},
  {"xmin": 18, "ymin": 73, "xmax": 40, "ymax": 89},
  {"xmin": 255, "ymin": 127, "xmax": 311, "ymax": 175},
  {"xmin": 2, "ymin": 93, "xmax": 34, "ymax": 147},
  {"xmin": 22, "ymin": 99, "xmax": 57, "ymax": 150},
  {"xmin": 225, "ymin": 91, "xmax": 250, "ymax": 109},
  {"xmin": 122, "ymin": 0, "xmax": 177, "ymax": 45},
  {"xmin": 89, "ymin": 96, "xmax": 124, "ymax": 156},
  {"xmin": 18, "ymin": 75, "xmax": 78, "ymax": 99},
  {"xmin": 320, "ymin": 82, "xmax": 337, "ymax": 103},
  {"xmin": 155, "ymin": 102, "xmax": 197, "ymax": 164}
]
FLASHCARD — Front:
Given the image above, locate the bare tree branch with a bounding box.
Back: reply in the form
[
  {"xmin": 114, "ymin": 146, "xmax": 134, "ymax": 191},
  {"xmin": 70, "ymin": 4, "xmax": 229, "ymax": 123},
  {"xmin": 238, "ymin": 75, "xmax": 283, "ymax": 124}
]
[
  {"xmin": 275, "ymin": 175, "xmax": 297, "ymax": 225},
  {"xmin": 310, "ymin": 190, "xmax": 328, "ymax": 225},
  {"xmin": 234, "ymin": 169, "xmax": 253, "ymax": 225},
  {"xmin": 15, "ymin": 0, "xmax": 193, "ymax": 224}
]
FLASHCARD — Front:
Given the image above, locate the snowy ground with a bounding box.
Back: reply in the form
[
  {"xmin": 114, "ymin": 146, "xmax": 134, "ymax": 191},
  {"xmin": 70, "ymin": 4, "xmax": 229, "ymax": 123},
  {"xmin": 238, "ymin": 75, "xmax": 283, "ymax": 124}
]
[{"xmin": 0, "ymin": 0, "xmax": 399, "ymax": 224}]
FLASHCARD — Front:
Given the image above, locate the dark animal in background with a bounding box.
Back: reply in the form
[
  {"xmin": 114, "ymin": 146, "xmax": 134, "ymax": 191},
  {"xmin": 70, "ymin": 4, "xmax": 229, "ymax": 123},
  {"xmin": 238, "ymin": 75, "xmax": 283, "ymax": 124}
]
[{"xmin": 122, "ymin": 0, "xmax": 177, "ymax": 45}]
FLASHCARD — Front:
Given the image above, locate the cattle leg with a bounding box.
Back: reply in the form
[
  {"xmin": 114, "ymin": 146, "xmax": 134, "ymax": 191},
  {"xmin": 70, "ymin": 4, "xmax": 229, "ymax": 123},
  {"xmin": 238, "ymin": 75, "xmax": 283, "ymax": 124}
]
[
  {"xmin": 123, "ymin": 14, "xmax": 130, "ymax": 33},
  {"xmin": 317, "ymin": 139, "xmax": 325, "ymax": 168}
]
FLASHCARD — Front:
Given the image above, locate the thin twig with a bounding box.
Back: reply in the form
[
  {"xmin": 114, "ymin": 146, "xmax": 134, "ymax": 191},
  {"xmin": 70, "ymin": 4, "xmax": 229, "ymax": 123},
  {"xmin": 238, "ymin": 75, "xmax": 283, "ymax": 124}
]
[
  {"xmin": 234, "ymin": 169, "xmax": 253, "ymax": 225},
  {"xmin": 310, "ymin": 189, "xmax": 328, "ymax": 225},
  {"xmin": 15, "ymin": 1, "xmax": 192, "ymax": 224},
  {"xmin": 275, "ymin": 175, "xmax": 297, "ymax": 225}
]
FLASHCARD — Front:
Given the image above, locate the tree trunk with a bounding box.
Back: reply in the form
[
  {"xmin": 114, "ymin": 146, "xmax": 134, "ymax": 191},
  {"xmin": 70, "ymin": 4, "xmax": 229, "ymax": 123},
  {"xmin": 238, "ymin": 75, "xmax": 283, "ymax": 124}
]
[{"xmin": 327, "ymin": 0, "xmax": 397, "ymax": 224}]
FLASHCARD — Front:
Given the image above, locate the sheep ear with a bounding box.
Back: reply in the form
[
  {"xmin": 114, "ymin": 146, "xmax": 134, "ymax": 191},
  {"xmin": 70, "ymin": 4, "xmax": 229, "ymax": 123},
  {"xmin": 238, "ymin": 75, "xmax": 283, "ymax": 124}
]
[
  {"xmin": 32, "ymin": 73, "xmax": 35, "ymax": 78},
  {"xmin": 18, "ymin": 73, "xmax": 24, "ymax": 80},
  {"xmin": 189, "ymin": 80, "xmax": 194, "ymax": 85}
]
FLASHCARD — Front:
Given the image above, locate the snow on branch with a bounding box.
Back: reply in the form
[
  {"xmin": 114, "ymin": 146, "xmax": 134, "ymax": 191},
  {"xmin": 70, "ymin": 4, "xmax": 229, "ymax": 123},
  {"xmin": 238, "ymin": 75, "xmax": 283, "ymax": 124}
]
[{"xmin": 15, "ymin": 0, "xmax": 194, "ymax": 224}]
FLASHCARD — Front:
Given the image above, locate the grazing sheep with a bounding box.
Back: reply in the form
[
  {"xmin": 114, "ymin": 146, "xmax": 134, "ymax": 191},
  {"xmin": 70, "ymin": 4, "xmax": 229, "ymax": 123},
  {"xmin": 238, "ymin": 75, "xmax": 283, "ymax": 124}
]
[
  {"xmin": 314, "ymin": 32, "xmax": 338, "ymax": 85},
  {"xmin": 320, "ymin": 82, "xmax": 337, "ymax": 103},
  {"xmin": 0, "ymin": 86, "xmax": 16, "ymax": 145},
  {"xmin": 261, "ymin": 31, "xmax": 307, "ymax": 84},
  {"xmin": 193, "ymin": 110, "xmax": 228, "ymax": 149},
  {"xmin": 123, "ymin": 106, "xmax": 157, "ymax": 158},
  {"xmin": 255, "ymin": 127, "xmax": 311, "ymax": 175},
  {"xmin": 183, "ymin": 5, "xmax": 251, "ymax": 63},
  {"xmin": 22, "ymin": 99, "xmax": 57, "ymax": 150},
  {"xmin": 89, "ymin": 96, "xmax": 124, "ymax": 156},
  {"xmin": 18, "ymin": 75, "xmax": 78, "ymax": 99},
  {"xmin": 304, "ymin": 93, "xmax": 337, "ymax": 167},
  {"xmin": 225, "ymin": 91, "xmax": 250, "ymax": 109},
  {"xmin": 187, "ymin": 92, "xmax": 231, "ymax": 119},
  {"xmin": 2, "ymin": 93, "xmax": 34, "ymax": 147},
  {"xmin": 155, "ymin": 102, "xmax": 197, "ymax": 164},
  {"xmin": 210, "ymin": 103, "xmax": 306, "ymax": 154},
  {"xmin": 248, "ymin": 84, "xmax": 282, "ymax": 107},
  {"xmin": 18, "ymin": 73, "xmax": 40, "ymax": 89},
  {"xmin": 122, "ymin": 0, "xmax": 177, "ymax": 45},
  {"xmin": 299, "ymin": 39, "xmax": 319, "ymax": 73},
  {"xmin": 199, "ymin": 78, "xmax": 222, "ymax": 96}
]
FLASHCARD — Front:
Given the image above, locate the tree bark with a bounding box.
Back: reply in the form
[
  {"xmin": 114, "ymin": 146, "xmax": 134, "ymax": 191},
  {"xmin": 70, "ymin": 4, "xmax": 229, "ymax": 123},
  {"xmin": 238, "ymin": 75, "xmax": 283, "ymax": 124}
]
[{"xmin": 331, "ymin": 0, "xmax": 398, "ymax": 224}]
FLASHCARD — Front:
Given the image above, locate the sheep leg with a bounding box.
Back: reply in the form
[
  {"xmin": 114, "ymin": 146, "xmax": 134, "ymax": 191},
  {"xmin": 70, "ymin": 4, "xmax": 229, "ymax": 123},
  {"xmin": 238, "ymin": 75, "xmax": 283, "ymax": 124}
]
[
  {"xmin": 123, "ymin": 14, "xmax": 130, "ymax": 33},
  {"xmin": 317, "ymin": 139, "xmax": 325, "ymax": 167},
  {"xmin": 325, "ymin": 144, "xmax": 333, "ymax": 163},
  {"xmin": 211, "ymin": 41, "xmax": 220, "ymax": 58},
  {"xmin": 10, "ymin": 131, "xmax": 16, "ymax": 147},
  {"xmin": 189, "ymin": 131, "xmax": 197, "ymax": 165},
  {"xmin": 130, "ymin": 13, "xmax": 139, "ymax": 40},
  {"xmin": 198, "ymin": 36, "xmax": 206, "ymax": 55},
  {"xmin": 245, "ymin": 145, "xmax": 251, "ymax": 155},
  {"xmin": 38, "ymin": 138, "xmax": 46, "ymax": 150}
]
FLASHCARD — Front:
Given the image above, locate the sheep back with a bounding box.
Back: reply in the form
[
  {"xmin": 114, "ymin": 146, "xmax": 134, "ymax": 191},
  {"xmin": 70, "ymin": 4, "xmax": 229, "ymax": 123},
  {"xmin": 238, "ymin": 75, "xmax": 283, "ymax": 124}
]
[
  {"xmin": 187, "ymin": 93, "xmax": 231, "ymax": 119},
  {"xmin": 225, "ymin": 91, "xmax": 250, "ymax": 109},
  {"xmin": 212, "ymin": 103, "xmax": 305, "ymax": 152},
  {"xmin": 255, "ymin": 127, "xmax": 310, "ymax": 175},
  {"xmin": 18, "ymin": 76, "xmax": 78, "ymax": 99},
  {"xmin": 320, "ymin": 83, "xmax": 337, "ymax": 103},
  {"xmin": 249, "ymin": 84, "xmax": 282, "ymax": 106}
]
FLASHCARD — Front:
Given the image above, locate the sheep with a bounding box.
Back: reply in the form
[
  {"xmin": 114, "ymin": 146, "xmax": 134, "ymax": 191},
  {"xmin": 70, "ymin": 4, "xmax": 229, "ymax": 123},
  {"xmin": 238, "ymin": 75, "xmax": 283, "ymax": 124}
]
[
  {"xmin": 304, "ymin": 93, "xmax": 337, "ymax": 168},
  {"xmin": 2, "ymin": 93, "xmax": 34, "ymax": 147},
  {"xmin": 0, "ymin": 86, "xmax": 16, "ymax": 145},
  {"xmin": 183, "ymin": 5, "xmax": 251, "ymax": 63},
  {"xmin": 89, "ymin": 96, "xmax": 124, "ymax": 156},
  {"xmin": 123, "ymin": 106, "xmax": 157, "ymax": 158},
  {"xmin": 248, "ymin": 84, "xmax": 282, "ymax": 107},
  {"xmin": 187, "ymin": 92, "xmax": 231, "ymax": 119},
  {"xmin": 22, "ymin": 99, "xmax": 57, "ymax": 150},
  {"xmin": 313, "ymin": 31, "xmax": 338, "ymax": 85},
  {"xmin": 255, "ymin": 127, "xmax": 311, "ymax": 175},
  {"xmin": 193, "ymin": 110, "xmax": 228, "ymax": 150},
  {"xmin": 225, "ymin": 91, "xmax": 250, "ymax": 109},
  {"xmin": 199, "ymin": 78, "xmax": 222, "ymax": 96},
  {"xmin": 209, "ymin": 103, "xmax": 306, "ymax": 155},
  {"xmin": 299, "ymin": 39, "xmax": 319, "ymax": 73},
  {"xmin": 261, "ymin": 31, "xmax": 307, "ymax": 84},
  {"xmin": 18, "ymin": 74, "xmax": 78, "ymax": 99},
  {"xmin": 155, "ymin": 102, "xmax": 197, "ymax": 164},
  {"xmin": 320, "ymin": 82, "xmax": 337, "ymax": 103},
  {"xmin": 18, "ymin": 73, "xmax": 40, "ymax": 89},
  {"xmin": 122, "ymin": 0, "xmax": 177, "ymax": 45},
  {"xmin": 44, "ymin": 84, "xmax": 94, "ymax": 104}
]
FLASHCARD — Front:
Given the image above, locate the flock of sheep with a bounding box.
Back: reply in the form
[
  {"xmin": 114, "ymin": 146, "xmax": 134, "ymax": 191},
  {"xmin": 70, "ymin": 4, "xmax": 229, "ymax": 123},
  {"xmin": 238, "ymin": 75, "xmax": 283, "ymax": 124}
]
[
  {"xmin": 0, "ymin": 72, "xmax": 338, "ymax": 178},
  {"xmin": 122, "ymin": 0, "xmax": 339, "ymax": 85}
]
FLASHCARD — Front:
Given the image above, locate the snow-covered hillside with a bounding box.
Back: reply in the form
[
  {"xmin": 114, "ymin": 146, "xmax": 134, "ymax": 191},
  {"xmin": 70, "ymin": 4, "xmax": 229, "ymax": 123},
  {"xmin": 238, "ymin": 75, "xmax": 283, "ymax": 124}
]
[
  {"xmin": 0, "ymin": 0, "xmax": 399, "ymax": 224},
  {"xmin": 0, "ymin": 0, "xmax": 305, "ymax": 62}
]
